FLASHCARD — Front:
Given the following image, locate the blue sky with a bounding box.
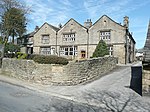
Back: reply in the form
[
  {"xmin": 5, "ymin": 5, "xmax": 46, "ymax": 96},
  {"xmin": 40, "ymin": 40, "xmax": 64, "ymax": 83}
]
[{"xmin": 23, "ymin": 0, "xmax": 150, "ymax": 49}]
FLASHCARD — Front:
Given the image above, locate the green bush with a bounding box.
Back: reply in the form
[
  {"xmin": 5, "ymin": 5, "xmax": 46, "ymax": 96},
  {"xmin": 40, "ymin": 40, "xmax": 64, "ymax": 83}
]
[
  {"xmin": 4, "ymin": 43, "xmax": 20, "ymax": 54},
  {"xmin": 4, "ymin": 53, "xmax": 15, "ymax": 58},
  {"xmin": 33, "ymin": 55, "xmax": 69, "ymax": 65},
  {"xmin": 16, "ymin": 52, "xmax": 27, "ymax": 59},
  {"xmin": 26, "ymin": 54, "xmax": 38, "ymax": 60},
  {"xmin": 4, "ymin": 43, "xmax": 20, "ymax": 58},
  {"xmin": 93, "ymin": 40, "xmax": 109, "ymax": 57}
]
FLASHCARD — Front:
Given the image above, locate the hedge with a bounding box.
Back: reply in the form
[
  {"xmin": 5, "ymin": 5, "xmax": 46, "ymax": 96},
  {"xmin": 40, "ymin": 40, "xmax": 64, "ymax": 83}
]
[{"xmin": 33, "ymin": 55, "xmax": 69, "ymax": 65}]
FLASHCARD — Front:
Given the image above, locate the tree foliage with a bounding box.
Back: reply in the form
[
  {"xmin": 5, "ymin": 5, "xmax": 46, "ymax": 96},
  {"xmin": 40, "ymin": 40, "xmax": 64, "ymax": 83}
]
[
  {"xmin": 1, "ymin": 7, "xmax": 26, "ymax": 43},
  {"xmin": 0, "ymin": 0, "xmax": 30, "ymax": 57},
  {"xmin": 0, "ymin": 36, "xmax": 4, "ymax": 44},
  {"xmin": 0, "ymin": 0, "xmax": 30, "ymax": 44},
  {"xmin": 4, "ymin": 42, "xmax": 20, "ymax": 53},
  {"xmin": 92, "ymin": 40, "xmax": 109, "ymax": 57}
]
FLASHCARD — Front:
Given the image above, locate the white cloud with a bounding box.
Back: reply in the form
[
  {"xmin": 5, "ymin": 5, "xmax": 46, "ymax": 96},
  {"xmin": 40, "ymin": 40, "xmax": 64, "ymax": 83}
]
[
  {"xmin": 23, "ymin": 0, "xmax": 150, "ymax": 49},
  {"xmin": 23, "ymin": 0, "xmax": 73, "ymax": 31},
  {"xmin": 83, "ymin": 0, "xmax": 132, "ymax": 21}
]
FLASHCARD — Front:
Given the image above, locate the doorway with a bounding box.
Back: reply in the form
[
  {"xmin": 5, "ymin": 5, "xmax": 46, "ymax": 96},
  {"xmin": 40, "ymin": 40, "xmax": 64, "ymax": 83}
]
[{"xmin": 81, "ymin": 50, "xmax": 86, "ymax": 59}]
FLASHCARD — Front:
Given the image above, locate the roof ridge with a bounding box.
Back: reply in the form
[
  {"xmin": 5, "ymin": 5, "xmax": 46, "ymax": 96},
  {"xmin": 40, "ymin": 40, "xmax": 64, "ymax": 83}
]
[{"xmin": 91, "ymin": 15, "xmax": 123, "ymax": 28}]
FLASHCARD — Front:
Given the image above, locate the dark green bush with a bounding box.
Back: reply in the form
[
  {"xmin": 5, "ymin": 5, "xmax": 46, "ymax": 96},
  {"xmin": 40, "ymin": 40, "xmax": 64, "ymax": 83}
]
[
  {"xmin": 33, "ymin": 55, "xmax": 68, "ymax": 65},
  {"xmin": 26, "ymin": 54, "xmax": 38, "ymax": 60},
  {"xmin": 92, "ymin": 40, "xmax": 109, "ymax": 57},
  {"xmin": 4, "ymin": 43, "xmax": 20, "ymax": 54},
  {"xmin": 4, "ymin": 53, "xmax": 15, "ymax": 58},
  {"xmin": 4, "ymin": 43, "xmax": 20, "ymax": 58}
]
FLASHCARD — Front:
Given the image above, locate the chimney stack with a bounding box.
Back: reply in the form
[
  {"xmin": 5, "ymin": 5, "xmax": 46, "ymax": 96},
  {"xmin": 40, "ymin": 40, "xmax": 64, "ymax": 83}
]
[
  {"xmin": 58, "ymin": 23, "xmax": 62, "ymax": 29},
  {"xmin": 123, "ymin": 16, "xmax": 129, "ymax": 29},
  {"xmin": 84, "ymin": 19, "xmax": 92, "ymax": 28},
  {"xmin": 35, "ymin": 26, "xmax": 39, "ymax": 31}
]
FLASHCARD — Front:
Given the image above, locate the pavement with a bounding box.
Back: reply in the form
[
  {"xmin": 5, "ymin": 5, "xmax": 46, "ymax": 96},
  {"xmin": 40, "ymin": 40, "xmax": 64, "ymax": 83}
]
[{"xmin": 0, "ymin": 61, "xmax": 150, "ymax": 105}]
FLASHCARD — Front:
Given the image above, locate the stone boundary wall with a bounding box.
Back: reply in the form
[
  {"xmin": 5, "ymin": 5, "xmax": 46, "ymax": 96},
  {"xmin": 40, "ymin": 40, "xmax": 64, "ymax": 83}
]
[
  {"xmin": 1, "ymin": 57, "xmax": 118, "ymax": 85},
  {"xmin": 142, "ymin": 64, "xmax": 150, "ymax": 95}
]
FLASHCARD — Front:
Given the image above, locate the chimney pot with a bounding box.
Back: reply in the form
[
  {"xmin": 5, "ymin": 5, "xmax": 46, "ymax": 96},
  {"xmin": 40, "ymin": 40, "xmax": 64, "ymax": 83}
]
[
  {"xmin": 123, "ymin": 16, "xmax": 129, "ymax": 29},
  {"xmin": 84, "ymin": 19, "xmax": 92, "ymax": 28}
]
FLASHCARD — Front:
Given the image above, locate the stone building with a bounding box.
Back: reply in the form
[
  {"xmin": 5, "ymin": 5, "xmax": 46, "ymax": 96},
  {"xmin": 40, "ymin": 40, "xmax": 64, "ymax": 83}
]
[
  {"xmin": 33, "ymin": 22, "xmax": 59, "ymax": 55},
  {"xmin": 88, "ymin": 15, "xmax": 135, "ymax": 64},
  {"xmin": 17, "ymin": 26, "xmax": 39, "ymax": 54},
  {"xmin": 28, "ymin": 15, "xmax": 135, "ymax": 64},
  {"xmin": 143, "ymin": 20, "xmax": 150, "ymax": 95}
]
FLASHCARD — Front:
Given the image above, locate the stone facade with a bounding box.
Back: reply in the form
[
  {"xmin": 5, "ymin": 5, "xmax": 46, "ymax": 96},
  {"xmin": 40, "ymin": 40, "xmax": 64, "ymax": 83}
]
[
  {"xmin": 142, "ymin": 20, "xmax": 150, "ymax": 95},
  {"xmin": 33, "ymin": 22, "xmax": 59, "ymax": 55},
  {"xmin": 1, "ymin": 57, "xmax": 118, "ymax": 85},
  {"xmin": 57, "ymin": 19, "xmax": 88, "ymax": 59},
  {"xmin": 31, "ymin": 15, "xmax": 136, "ymax": 64}
]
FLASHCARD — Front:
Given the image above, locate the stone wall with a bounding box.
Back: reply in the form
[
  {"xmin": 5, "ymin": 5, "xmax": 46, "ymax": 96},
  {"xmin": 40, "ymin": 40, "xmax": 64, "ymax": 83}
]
[
  {"xmin": 1, "ymin": 57, "xmax": 118, "ymax": 85},
  {"xmin": 142, "ymin": 64, "xmax": 150, "ymax": 95}
]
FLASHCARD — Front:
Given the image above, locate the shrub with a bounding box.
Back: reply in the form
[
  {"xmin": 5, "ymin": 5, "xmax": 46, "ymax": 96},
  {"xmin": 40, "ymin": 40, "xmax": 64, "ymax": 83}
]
[
  {"xmin": 92, "ymin": 40, "xmax": 109, "ymax": 57},
  {"xmin": 4, "ymin": 43, "xmax": 20, "ymax": 58},
  {"xmin": 33, "ymin": 55, "xmax": 68, "ymax": 65},
  {"xmin": 4, "ymin": 53, "xmax": 15, "ymax": 58},
  {"xmin": 26, "ymin": 54, "xmax": 38, "ymax": 60},
  {"xmin": 16, "ymin": 52, "xmax": 27, "ymax": 59},
  {"xmin": 4, "ymin": 43, "xmax": 20, "ymax": 54}
]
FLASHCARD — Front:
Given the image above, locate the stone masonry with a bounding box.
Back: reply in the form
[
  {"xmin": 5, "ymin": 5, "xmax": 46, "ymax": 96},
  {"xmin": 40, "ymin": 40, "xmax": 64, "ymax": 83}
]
[
  {"xmin": 32, "ymin": 15, "xmax": 135, "ymax": 64},
  {"xmin": 1, "ymin": 57, "xmax": 118, "ymax": 85},
  {"xmin": 142, "ymin": 65, "xmax": 150, "ymax": 95}
]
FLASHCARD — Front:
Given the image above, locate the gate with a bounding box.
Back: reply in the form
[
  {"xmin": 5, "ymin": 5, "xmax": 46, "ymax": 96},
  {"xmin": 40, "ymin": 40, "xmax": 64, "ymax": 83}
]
[{"xmin": 130, "ymin": 66, "xmax": 142, "ymax": 95}]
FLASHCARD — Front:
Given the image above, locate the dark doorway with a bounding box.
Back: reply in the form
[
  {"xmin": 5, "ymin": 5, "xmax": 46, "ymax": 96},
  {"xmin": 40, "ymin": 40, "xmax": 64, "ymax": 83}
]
[
  {"xmin": 130, "ymin": 66, "xmax": 142, "ymax": 95},
  {"xmin": 81, "ymin": 50, "xmax": 86, "ymax": 59}
]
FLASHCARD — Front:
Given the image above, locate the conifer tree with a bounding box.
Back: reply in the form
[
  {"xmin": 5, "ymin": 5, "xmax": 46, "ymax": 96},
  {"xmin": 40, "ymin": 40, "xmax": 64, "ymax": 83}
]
[
  {"xmin": 1, "ymin": 7, "xmax": 26, "ymax": 43},
  {"xmin": 92, "ymin": 40, "xmax": 109, "ymax": 57}
]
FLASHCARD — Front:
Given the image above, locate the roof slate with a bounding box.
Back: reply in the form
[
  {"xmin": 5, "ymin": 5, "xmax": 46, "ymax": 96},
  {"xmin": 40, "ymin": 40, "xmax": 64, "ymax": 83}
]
[
  {"xmin": 143, "ymin": 20, "xmax": 150, "ymax": 62},
  {"xmin": 144, "ymin": 20, "xmax": 150, "ymax": 50}
]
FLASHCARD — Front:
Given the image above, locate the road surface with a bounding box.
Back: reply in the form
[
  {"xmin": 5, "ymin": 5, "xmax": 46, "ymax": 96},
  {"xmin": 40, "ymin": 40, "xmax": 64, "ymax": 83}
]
[{"xmin": 0, "ymin": 63, "xmax": 150, "ymax": 111}]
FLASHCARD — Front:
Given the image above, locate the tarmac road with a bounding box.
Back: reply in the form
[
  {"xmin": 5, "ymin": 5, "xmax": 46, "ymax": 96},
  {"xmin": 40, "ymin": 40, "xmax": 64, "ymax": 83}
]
[{"xmin": 0, "ymin": 62, "xmax": 150, "ymax": 112}]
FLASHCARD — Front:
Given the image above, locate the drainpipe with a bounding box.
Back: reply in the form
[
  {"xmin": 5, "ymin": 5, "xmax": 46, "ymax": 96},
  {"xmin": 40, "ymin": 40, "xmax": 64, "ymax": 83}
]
[
  {"xmin": 125, "ymin": 28, "xmax": 128, "ymax": 64},
  {"xmin": 87, "ymin": 29, "xmax": 89, "ymax": 58},
  {"xmin": 56, "ymin": 31, "xmax": 58, "ymax": 56}
]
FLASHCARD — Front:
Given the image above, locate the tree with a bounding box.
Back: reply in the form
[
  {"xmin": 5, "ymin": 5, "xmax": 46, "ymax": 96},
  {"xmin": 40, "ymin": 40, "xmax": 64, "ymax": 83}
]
[
  {"xmin": 0, "ymin": 0, "xmax": 30, "ymax": 57},
  {"xmin": 0, "ymin": 36, "xmax": 4, "ymax": 44},
  {"xmin": 92, "ymin": 40, "xmax": 109, "ymax": 57},
  {"xmin": 1, "ymin": 7, "xmax": 26, "ymax": 43}
]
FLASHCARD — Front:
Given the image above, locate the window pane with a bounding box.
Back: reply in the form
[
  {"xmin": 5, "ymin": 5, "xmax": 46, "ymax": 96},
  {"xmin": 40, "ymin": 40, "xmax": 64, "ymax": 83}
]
[
  {"xmin": 42, "ymin": 35, "xmax": 49, "ymax": 44},
  {"xmin": 65, "ymin": 52, "xmax": 68, "ymax": 55},
  {"xmin": 63, "ymin": 33, "xmax": 75, "ymax": 42},
  {"xmin": 69, "ymin": 52, "xmax": 73, "ymax": 55},
  {"xmin": 65, "ymin": 48, "xmax": 68, "ymax": 51},
  {"xmin": 70, "ymin": 47, "xmax": 73, "ymax": 51}
]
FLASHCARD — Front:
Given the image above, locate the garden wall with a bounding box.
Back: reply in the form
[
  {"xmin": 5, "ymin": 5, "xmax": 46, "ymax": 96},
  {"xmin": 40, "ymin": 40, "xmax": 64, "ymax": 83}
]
[
  {"xmin": 142, "ymin": 64, "xmax": 150, "ymax": 95},
  {"xmin": 1, "ymin": 57, "xmax": 118, "ymax": 85}
]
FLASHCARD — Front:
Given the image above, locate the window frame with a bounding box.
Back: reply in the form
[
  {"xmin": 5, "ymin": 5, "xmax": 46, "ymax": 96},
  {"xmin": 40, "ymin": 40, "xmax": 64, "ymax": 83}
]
[
  {"xmin": 59, "ymin": 46, "xmax": 77, "ymax": 56},
  {"xmin": 40, "ymin": 47, "xmax": 51, "ymax": 55},
  {"xmin": 63, "ymin": 33, "xmax": 75, "ymax": 42},
  {"xmin": 100, "ymin": 31, "xmax": 111, "ymax": 41},
  {"xmin": 41, "ymin": 34, "xmax": 50, "ymax": 44}
]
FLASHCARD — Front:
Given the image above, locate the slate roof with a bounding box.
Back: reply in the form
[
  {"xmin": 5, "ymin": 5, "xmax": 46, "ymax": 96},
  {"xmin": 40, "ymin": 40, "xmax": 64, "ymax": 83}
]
[
  {"xmin": 47, "ymin": 23, "xmax": 60, "ymax": 31},
  {"xmin": 143, "ymin": 20, "xmax": 150, "ymax": 62},
  {"xmin": 35, "ymin": 22, "xmax": 60, "ymax": 32},
  {"xmin": 92, "ymin": 15, "xmax": 124, "ymax": 28},
  {"xmin": 144, "ymin": 20, "xmax": 150, "ymax": 50},
  {"xmin": 58, "ymin": 18, "xmax": 88, "ymax": 33}
]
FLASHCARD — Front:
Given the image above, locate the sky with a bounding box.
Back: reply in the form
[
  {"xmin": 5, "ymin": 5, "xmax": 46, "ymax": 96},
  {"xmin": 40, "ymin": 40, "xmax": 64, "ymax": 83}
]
[{"xmin": 22, "ymin": 0, "xmax": 150, "ymax": 49}]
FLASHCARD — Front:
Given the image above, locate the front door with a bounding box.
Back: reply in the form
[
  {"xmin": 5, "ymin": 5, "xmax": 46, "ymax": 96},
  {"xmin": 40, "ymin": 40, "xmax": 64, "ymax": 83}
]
[{"xmin": 81, "ymin": 51, "xmax": 86, "ymax": 59}]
